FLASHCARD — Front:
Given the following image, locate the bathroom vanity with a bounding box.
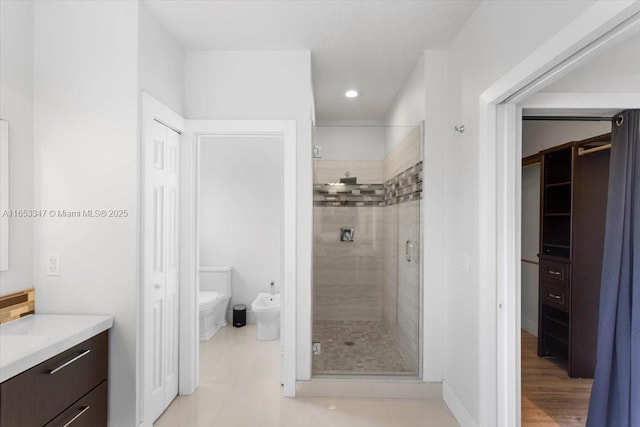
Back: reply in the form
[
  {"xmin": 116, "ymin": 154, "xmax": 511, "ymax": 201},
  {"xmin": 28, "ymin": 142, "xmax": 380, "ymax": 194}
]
[{"xmin": 0, "ymin": 314, "xmax": 113, "ymax": 427}]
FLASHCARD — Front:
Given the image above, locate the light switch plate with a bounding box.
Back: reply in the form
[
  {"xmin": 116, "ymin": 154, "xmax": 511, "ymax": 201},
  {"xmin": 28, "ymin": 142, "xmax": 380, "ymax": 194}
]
[{"xmin": 47, "ymin": 254, "xmax": 60, "ymax": 276}]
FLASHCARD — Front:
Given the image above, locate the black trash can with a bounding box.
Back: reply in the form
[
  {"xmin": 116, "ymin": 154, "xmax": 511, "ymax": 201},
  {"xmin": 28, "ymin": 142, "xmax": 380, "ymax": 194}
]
[{"xmin": 233, "ymin": 304, "xmax": 247, "ymax": 327}]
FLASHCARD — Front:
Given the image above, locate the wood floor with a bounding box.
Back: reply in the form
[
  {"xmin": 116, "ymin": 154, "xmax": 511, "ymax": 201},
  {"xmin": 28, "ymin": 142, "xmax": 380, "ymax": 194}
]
[{"xmin": 521, "ymin": 330, "xmax": 593, "ymax": 426}]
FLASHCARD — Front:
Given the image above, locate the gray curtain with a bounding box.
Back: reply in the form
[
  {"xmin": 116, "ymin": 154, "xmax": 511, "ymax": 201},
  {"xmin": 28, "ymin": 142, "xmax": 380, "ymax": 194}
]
[{"xmin": 587, "ymin": 109, "xmax": 640, "ymax": 427}]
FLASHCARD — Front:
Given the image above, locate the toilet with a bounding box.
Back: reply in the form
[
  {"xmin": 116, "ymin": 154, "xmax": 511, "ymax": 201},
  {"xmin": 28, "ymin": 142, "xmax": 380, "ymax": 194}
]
[
  {"xmin": 199, "ymin": 266, "xmax": 232, "ymax": 341},
  {"xmin": 251, "ymin": 292, "xmax": 281, "ymax": 340}
]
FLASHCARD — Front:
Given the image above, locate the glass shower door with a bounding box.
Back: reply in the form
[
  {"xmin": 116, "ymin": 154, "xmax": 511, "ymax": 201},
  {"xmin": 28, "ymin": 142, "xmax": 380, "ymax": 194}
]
[
  {"xmin": 311, "ymin": 122, "xmax": 422, "ymax": 377},
  {"xmin": 387, "ymin": 123, "xmax": 422, "ymax": 375}
]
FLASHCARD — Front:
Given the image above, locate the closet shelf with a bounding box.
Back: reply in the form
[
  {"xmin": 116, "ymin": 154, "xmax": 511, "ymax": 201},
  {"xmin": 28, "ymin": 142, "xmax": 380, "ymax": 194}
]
[
  {"xmin": 545, "ymin": 181, "xmax": 572, "ymax": 188},
  {"xmin": 544, "ymin": 330, "xmax": 569, "ymax": 345},
  {"xmin": 544, "ymin": 243, "xmax": 570, "ymax": 249},
  {"xmin": 538, "ymin": 133, "xmax": 610, "ymax": 378}
]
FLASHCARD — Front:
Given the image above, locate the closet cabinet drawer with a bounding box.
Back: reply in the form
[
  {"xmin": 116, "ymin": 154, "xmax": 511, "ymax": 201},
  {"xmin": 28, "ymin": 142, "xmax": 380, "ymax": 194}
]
[
  {"xmin": 44, "ymin": 381, "xmax": 107, "ymax": 427},
  {"xmin": 0, "ymin": 331, "xmax": 108, "ymax": 427},
  {"xmin": 541, "ymin": 282, "xmax": 569, "ymax": 312},
  {"xmin": 540, "ymin": 260, "xmax": 570, "ymax": 286}
]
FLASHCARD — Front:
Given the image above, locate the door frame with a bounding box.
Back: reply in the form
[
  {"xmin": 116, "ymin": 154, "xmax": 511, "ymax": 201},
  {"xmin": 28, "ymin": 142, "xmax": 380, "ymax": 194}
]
[
  {"xmin": 180, "ymin": 120, "xmax": 297, "ymax": 397},
  {"xmin": 139, "ymin": 92, "xmax": 186, "ymax": 427},
  {"xmin": 480, "ymin": 3, "xmax": 640, "ymax": 426}
]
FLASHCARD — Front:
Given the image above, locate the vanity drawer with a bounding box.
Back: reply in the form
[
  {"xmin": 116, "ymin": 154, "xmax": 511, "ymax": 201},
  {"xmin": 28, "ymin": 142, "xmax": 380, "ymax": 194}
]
[
  {"xmin": 44, "ymin": 381, "xmax": 107, "ymax": 427},
  {"xmin": 541, "ymin": 282, "xmax": 569, "ymax": 312},
  {"xmin": 0, "ymin": 331, "xmax": 108, "ymax": 427},
  {"xmin": 540, "ymin": 260, "xmax": 570, "ymax": 286}
]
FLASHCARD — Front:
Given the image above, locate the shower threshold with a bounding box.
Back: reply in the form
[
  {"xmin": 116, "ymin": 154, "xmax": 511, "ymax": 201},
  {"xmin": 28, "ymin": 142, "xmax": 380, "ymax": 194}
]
[
  {"xmin": 297, "ymin": 376, "xmax": 439, "ymax": 399},
  {"xmin": 312, "ymin": 373, "xmax": 419, "ymax": 380}
]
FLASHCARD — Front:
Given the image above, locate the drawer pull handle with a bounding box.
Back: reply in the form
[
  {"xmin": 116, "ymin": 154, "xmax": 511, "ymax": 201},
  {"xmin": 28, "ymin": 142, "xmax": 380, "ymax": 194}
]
[
  {"xmin": 62, "ymin": 405, "xmax": 91, "ymax": 427},
  {"xmin": 48, "ymin": 349, "xmax": 91, "ymax": 374},
  {"xmin": 548, "ymin": 293, "xmax": 562, "ymax": 301},
  {"xmin": 548, "ymin": 270, "xmax": 562, "ymax": 276}
]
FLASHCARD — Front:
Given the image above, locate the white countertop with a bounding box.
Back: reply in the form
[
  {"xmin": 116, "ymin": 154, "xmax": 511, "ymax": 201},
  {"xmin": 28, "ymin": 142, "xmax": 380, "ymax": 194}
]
[{"xmin": 0, "ymin": 314, "xmax": 113, "ymax": 382}]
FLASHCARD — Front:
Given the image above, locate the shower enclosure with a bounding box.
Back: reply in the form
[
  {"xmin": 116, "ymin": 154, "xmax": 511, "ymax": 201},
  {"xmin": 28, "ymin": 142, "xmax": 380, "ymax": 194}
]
[{"xmin": 312, "ymin": 123, "xmax": 423, "ymax": 377}]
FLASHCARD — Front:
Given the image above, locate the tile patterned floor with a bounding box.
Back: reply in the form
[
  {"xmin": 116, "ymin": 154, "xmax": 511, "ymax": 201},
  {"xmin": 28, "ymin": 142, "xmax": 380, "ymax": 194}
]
[
  {"xmin": 154, "ymin": 324, "xmax": 459, "ymax": 427},
  {"xmin": 312, "ymin": 320, "xmax": 414, "ymax": 375}
]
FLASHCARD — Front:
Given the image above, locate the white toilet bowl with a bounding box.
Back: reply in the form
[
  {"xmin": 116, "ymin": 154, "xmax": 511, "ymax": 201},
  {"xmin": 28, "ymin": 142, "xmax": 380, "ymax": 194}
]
[
  {"xmin": 251, "ymin": 293, "xmax": 281, "ymax": 340},
  {"xmin": 199, "ymin": 266, "xmax": 232, "ymax": 341},
  {"xmin": 199, "ymin": 291, "xmax": 230, "ymax": 341}
]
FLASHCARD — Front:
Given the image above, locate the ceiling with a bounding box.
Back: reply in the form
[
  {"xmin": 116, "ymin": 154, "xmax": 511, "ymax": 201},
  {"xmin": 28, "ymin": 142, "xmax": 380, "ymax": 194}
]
[{"xmin": 143, "ymin": 1, "xmax": 480, "ymax": 120}]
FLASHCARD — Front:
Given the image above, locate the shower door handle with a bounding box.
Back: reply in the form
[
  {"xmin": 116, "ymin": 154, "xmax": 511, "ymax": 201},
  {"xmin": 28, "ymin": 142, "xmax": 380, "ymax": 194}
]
[{"xmin": 405, "ymin": 240, "xmax": 414, "ymax": 262}]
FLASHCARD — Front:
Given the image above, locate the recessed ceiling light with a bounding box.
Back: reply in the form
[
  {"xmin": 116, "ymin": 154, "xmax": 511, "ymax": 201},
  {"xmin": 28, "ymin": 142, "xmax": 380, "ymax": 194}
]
[{"xmin": 345, "ymin": 90, "xmax": 358, "ymax": 98}]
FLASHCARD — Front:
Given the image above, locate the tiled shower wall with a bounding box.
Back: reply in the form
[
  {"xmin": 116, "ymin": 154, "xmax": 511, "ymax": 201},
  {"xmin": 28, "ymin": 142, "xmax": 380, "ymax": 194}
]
[
  {"xmin": 313, "ymin": 205, "xmax": 382, "ymax": 321},
  {"xmin": 314, "ymin": 160, "xmax": 382, "ymax": 184},
  {"xmin": 313, "ymin": 159, "xmax": 383, "ymax": 321}
]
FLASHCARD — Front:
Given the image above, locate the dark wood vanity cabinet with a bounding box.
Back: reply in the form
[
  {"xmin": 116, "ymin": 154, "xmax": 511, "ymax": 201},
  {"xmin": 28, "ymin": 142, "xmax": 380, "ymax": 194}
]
[
  {"xmin": 0, "ymin": 331, "xmax": 108, "ymax": 427},
  {"xmin": 537, "ymin": 134, "xmax": 610, "ymax": 378}
]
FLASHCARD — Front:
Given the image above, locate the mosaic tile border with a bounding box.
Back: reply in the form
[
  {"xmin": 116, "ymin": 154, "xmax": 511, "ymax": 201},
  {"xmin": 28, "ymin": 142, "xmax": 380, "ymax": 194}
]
[
  {"xmin": 385, "ymin": 161, "xmax": 423, "ymax": 206},
  {"xmin": 0, "ymin": 288, "xmax": 35, "ymax": 324},
  {"xmin": 314, "ymin": 183, "xmax": 385, "ymax": 207},
  {"xmin": 314, "ymin": 161, "xmax": 422, "ymax": 207}
]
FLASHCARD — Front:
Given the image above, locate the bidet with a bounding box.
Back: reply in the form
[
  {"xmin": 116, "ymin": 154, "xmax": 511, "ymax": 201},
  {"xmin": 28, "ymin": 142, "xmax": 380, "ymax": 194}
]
[{"xmin": 251, "ymin": 292, "xmax": 281, "ymax": 340}]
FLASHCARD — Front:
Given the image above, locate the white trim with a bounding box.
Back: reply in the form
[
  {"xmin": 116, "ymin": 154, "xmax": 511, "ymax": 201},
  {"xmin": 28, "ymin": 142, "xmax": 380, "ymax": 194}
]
[
  {"xmin": 477, "ymin": 97, "xmax": 498, "ymax": 427},
  {"xmin": 482, "ymin": 2, "xmax": 640, "ymax": 105},
  {"xmin": 477, "ymin": 3, "xmax": 640, "ymax": 426},
  {"xmin": 443, "ymin": 381, "xmax": 477, "ymax": 427},
  {"xmin": 521, "ymin": 92, "xmax": 640, "ymax": 110},
  {"xmin": 139, "ymin": 92, "xmax": 186, "ymax": 427},
  {"xmin": 495, "ymin": 103, "xmax": 522, "ymax": 427},
  {"xmin": 181, "ymin": 120, "xmax": 297, "ymax": 397}
]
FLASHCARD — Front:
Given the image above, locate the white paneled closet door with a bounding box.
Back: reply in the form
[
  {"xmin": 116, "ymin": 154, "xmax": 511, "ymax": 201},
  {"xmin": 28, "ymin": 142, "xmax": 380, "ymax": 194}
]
[
  {"xmin": 163, "ymin": 127, "xmax": 180, "ymax": 407},
  {"xmin": 145, "ymin": 120, "xmax": 180, "ymax": 422}
]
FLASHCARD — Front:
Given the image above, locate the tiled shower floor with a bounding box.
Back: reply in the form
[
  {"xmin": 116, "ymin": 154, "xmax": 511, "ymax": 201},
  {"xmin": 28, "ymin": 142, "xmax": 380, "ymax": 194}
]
[{"xmin": 312, "ymin": 320, "xmax": 415, "ymax": 375}]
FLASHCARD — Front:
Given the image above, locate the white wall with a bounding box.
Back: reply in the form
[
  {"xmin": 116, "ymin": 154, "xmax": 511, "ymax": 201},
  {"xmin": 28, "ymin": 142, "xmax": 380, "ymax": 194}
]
[
  {"xmin": 185, "ymin": 50, "xmax": 314, "ymax": 379},
  {"xmin": 421, "ymin": 50, "xmax": 448, "ymax": 382},
  {"xmin": 314, "ymin": 124, "xmax": 385, "ymax": 161},
  {"xmin": 520, "ymin": 164, "xmax": 540, "ymax": 336},
  {"xmin": 185, "ymin": 51, "xmax": 312, "ymax": 121},
  {"xmin": 199, "ymin": 136, "xmax": 283, "ymax": 321},
  {"xmin": 522, "ymin": 120, "xmax": 612, "ymax": 157},
  {"xmin": 432, "ymin": 1, "xmax": 598, "ymax": 423},
  {"xmin": 32, "ymin": 2, "xmax": 139, "ymax": 426},
  {"xmin": 138, "ymin": 3, "xmax": 185, "ymax": 116},
  {"xmin": 384, "ymin": 54, "xmax": 425, "ymax": 154},
  {"xmin": 0, "ymin": 0, "xmax": 34, "ymax": 295},
  {"xmin": 542, "ymin": 30, "xmax": 640, "ymax": 93},
  {"xmin": 382, "ymin": 48, "xmax": 449, "ymax": 383}
]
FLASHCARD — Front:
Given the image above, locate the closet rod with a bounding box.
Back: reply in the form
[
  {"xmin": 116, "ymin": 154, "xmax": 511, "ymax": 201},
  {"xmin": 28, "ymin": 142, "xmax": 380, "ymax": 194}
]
[
  {"xmin": 578, "ymin": 144, "xmax": 611, "ymax": 156},
  {"xmin": 523, "ymin": 116, "xmax": 614, "ymax": 122}
]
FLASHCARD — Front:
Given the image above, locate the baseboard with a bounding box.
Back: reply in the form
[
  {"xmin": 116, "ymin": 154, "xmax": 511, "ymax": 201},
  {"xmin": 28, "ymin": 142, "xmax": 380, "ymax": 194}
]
[
  {"xmin": 296, "ymin": 379, "xmax": 442, "ymax": 399},
  {"xmin": 442, "ymin": 381, "xmax": 477, "ymax": 427},
  {"xmin": 521, "ymin": 317, "xmax": 538, "ymax": 337}
]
